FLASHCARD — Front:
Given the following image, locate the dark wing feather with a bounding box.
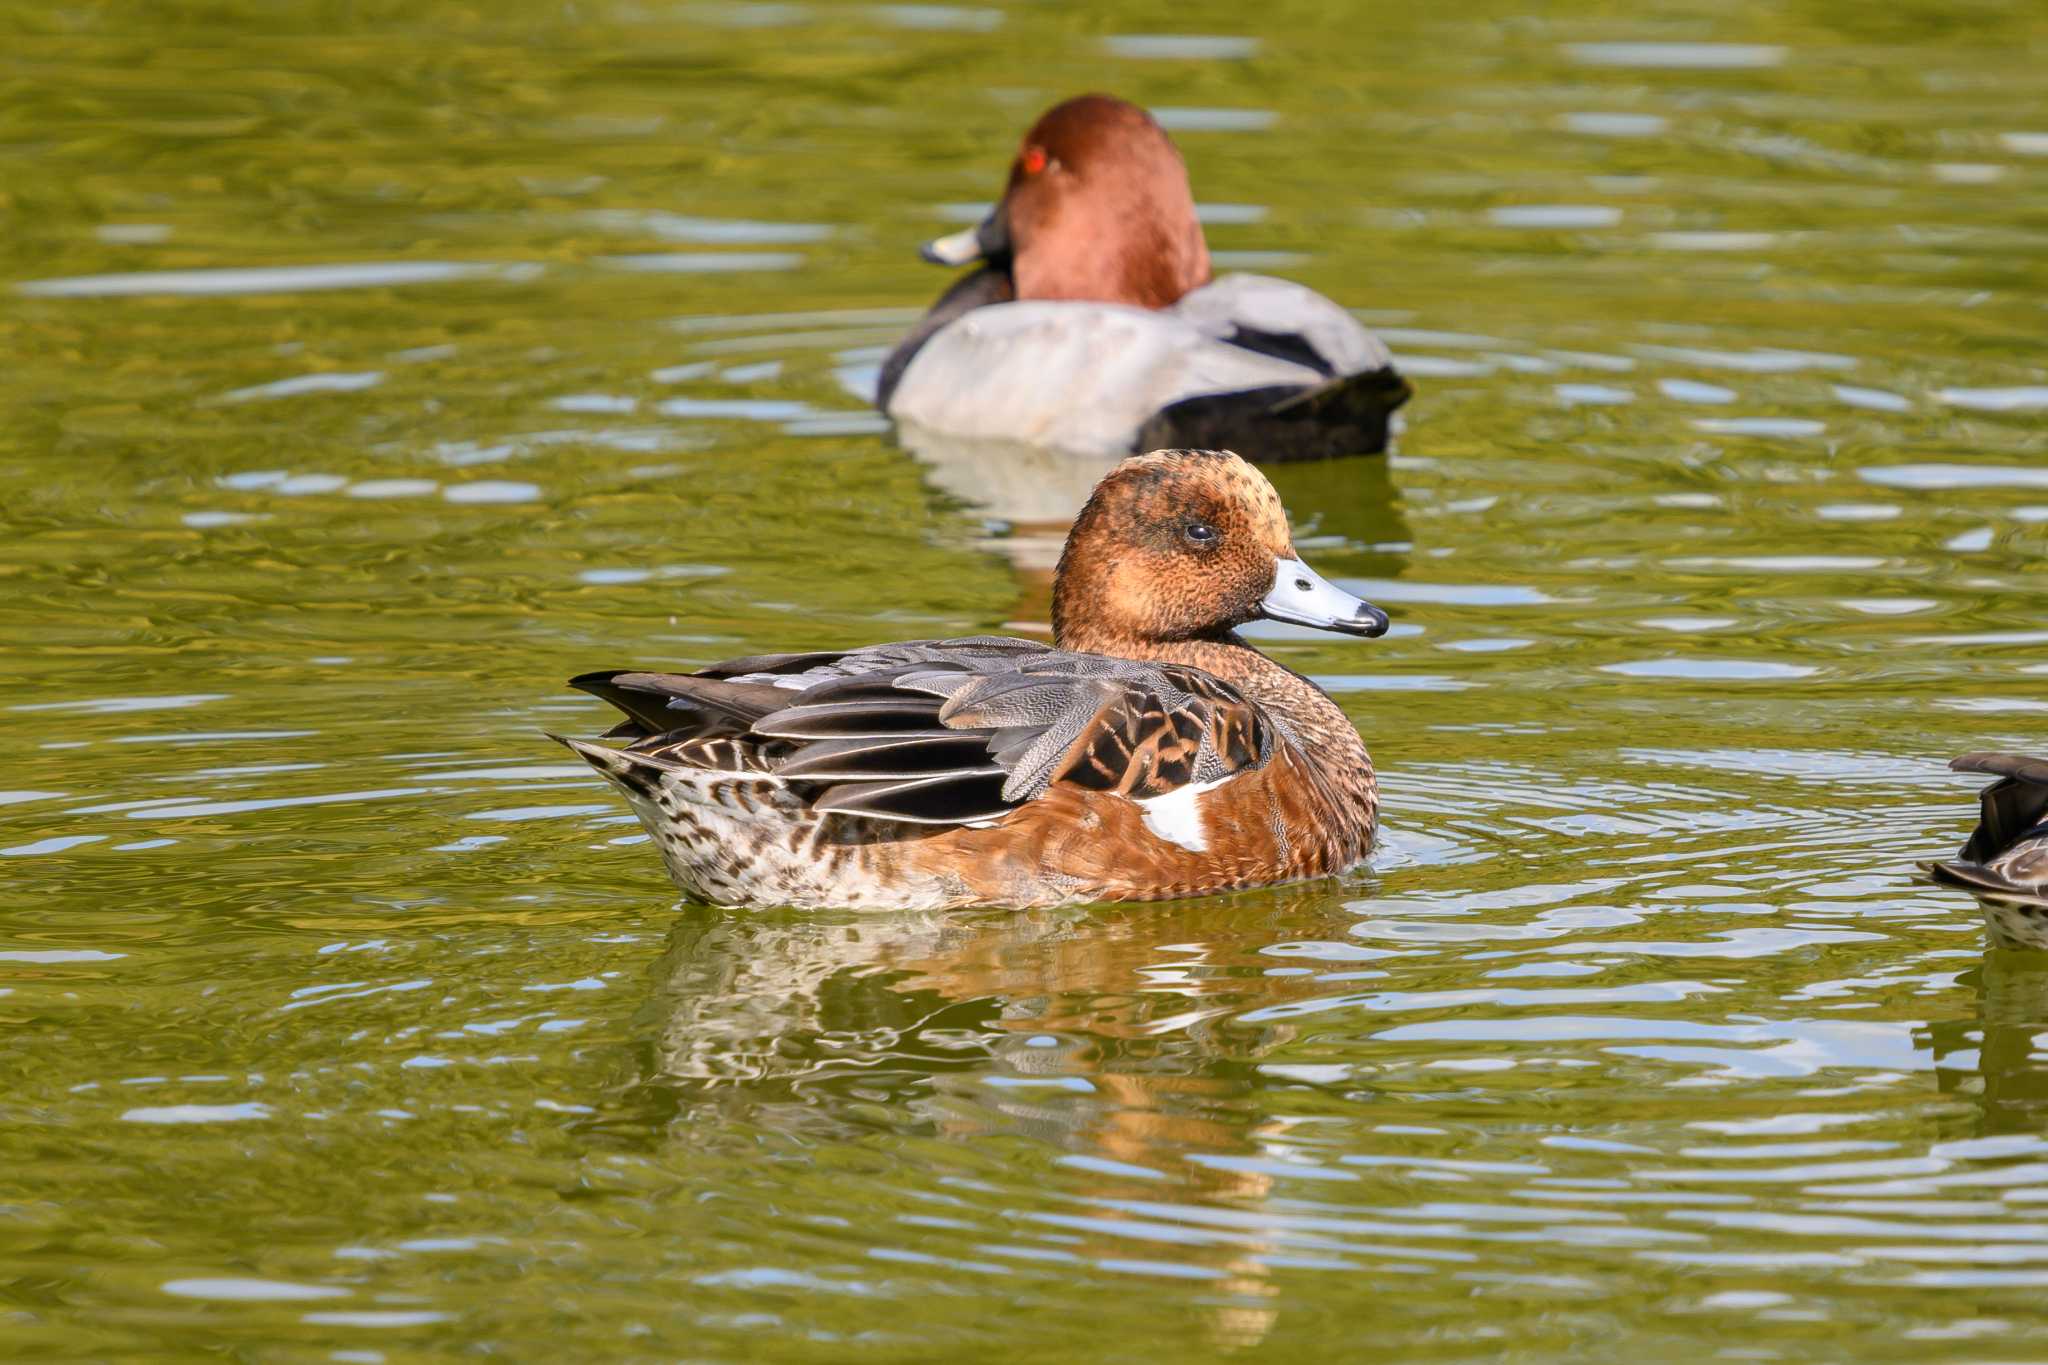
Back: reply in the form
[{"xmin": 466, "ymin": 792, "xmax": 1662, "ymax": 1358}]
[
  {"xmin": 774, "ymin": 732, "xmax": 996, "ymax": 780},
  {"xmin": 567, "ymin": 639, "xmax": 1272, "ymax": 830},
  {"xmin": 811, "ymin": 771, "xmax": 1013, "ymax": 824},
  {"xmin": 699, "ymin": 649, "xmax": 861, "ymax": 681},
  {"xmin": 754, "ymin": 700, "xmax": 953, "ymax": 739},
  {"xmin": 569, "ymin": 669, "xmax": 793, "ymax": 738},
  {"xmin": 1952, "ymin": 752, "xmax": 2048, "ymax": 784},
  {"xmin": 1952, "ymin": 752, "xmax": 2048, "ymax": 865},
  {"xmin": 1222, "ymin": 324, "xmax": 1337, "ymax": 376}
]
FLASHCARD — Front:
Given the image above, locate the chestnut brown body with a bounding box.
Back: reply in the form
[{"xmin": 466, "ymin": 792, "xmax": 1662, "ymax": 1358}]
[{"xmin": 562, "ymin": 450, "xmax": 1387, "ymax": 910}]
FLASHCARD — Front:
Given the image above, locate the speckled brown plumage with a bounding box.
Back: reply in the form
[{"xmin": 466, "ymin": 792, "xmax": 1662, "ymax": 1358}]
[{"xmin": 559, "ymin": 449, "xmax": 1389, "ymax": 910}]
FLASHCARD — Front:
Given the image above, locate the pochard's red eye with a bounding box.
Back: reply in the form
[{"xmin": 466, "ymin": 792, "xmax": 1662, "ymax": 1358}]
[{"xmin": 1021, "ymin": 145, "xmax": 1048, "ymax": 175}]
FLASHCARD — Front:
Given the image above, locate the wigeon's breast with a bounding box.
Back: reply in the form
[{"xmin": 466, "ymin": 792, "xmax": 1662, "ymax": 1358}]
[{"xmin": 887, "ymin": 747, "xmax": 1371, "ymax": 908}]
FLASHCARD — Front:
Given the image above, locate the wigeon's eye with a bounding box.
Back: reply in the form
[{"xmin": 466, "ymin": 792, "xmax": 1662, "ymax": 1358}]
[
  {"xmin": 1021, "ymin": 145, "xmax": 1048, "ymax": 175},
  {"xmin": 1181, "ymin": 520, "xmax": 1218, "ymax": 549}
]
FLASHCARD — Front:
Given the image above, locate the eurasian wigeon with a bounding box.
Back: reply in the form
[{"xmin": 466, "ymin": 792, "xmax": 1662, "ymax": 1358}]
[
  {"xmin": 877, "ymin": 94, "xmax": 1412, "ymax": 462},
  {"xmin": 1929, "ymin": 752, "xmax": 2048, "ymax": 949},
  {"xmin": 559, "ymin": 448, "xmax": 1392, "ymax": 909}
]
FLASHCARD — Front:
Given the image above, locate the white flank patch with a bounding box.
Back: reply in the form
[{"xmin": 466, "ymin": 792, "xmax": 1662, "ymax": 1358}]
[{"xmin": 1135, "ymin": 779, "xmax": 1226, "ymax": 853}]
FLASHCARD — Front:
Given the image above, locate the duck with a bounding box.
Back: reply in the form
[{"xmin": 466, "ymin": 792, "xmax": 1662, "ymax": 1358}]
[
  {"xmin": 1928, "ymin": 751, "xmax": 2048, "ymax": 949},
  {"xmin": 557, "ymin": 448, "xmax": 1392, "ymax": 910},
  {"xmin": 876, "ymin": 94, "xmax": 1411, "ymax": 462}
]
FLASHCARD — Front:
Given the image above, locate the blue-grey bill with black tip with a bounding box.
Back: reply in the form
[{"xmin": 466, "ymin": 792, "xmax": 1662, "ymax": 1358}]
[{"xmin": 1260, "ymin": 557, "xmax": 1390, "ymax": 638}]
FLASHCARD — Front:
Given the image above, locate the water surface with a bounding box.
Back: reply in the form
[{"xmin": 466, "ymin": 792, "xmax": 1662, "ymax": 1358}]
[{"xmin": 4, "ymin": 0, "xmax": 2048, "ymax": 1357}]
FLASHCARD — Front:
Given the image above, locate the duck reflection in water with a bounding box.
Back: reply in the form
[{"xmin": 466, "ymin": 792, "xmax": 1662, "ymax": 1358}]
[
  {"xmin": 627, "ymin": 889, "xmax": 1360, "ymax": 1131},
  {"xmin": 611, "ymin": 884, "xmax": 1378, "ymax": 1345},
  {"xmin": 614, "ymin": 892, "xmax": 1359, "ymax": 1317},
  {"xmin": 1925, "ymin": 954, "xmax": 2048, "ymax": 1136}
]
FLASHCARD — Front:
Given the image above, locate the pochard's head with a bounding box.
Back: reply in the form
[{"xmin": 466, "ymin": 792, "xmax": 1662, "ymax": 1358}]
[
  {"xmin": 921, "ymin": 94, "xmax": 1212, "ymax": 309},
  {"xmin": 1051, "ymin": 449, "xmax": 1390, "ymax": 651}
]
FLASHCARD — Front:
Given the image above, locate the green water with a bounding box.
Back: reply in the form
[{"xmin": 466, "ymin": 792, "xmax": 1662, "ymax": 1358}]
[{"xmin": 5, "ymin": 0, "xmax": 2048, "ymax": 1357}]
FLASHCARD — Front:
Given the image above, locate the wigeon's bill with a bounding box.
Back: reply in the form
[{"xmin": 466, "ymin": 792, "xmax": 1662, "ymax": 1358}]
[{"xmin": 1262, "ymin": 558, "xmax": 1390, "ymax": 638}]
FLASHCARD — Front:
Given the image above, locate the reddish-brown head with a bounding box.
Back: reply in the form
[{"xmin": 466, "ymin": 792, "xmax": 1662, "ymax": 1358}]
[
  {"xmin": 1051, "ymin": 449, "xmax": 1390, "ymax": 653},
  {"xmin": 919, "ymin": 94, "xmax": 1212, "ymax": 310}
]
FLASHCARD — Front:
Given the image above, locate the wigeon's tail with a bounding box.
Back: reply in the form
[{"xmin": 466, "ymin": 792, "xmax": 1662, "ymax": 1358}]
[
  {"xmin": 551, "ymin": 731, "xmax": 684, "ymax": 805},
  {"xmin": 552, "ymin": 731, "xmax": 831, "ymax": 904},
  {"xmin": 1134, "ymin": 365, "xmax": 1413, "ymax": 463}
]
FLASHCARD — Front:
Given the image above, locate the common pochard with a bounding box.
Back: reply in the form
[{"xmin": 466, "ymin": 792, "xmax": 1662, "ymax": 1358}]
[{"xmin": 877, "ymin": 94, "xmax": 1412, "ymax": 462}]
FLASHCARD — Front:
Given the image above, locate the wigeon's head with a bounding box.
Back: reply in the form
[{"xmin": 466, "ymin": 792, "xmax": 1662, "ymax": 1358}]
[
  {"xmin": 921, "ymin": 94, "xmax": 1212, "ymax": 310},
  {"xmin": 1051, "ymin": 449, "xmax": 1391, "ymax": 651}
]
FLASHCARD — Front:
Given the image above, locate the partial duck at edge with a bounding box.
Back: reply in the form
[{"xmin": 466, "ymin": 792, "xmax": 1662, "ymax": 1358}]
[
  {"xmin": 877, "ymin": 95, "xmax": 1411, "ymax": 462},
  {"xmin": 1929, "ymin": 751, "xmax": 2048, "ymax": 949}
]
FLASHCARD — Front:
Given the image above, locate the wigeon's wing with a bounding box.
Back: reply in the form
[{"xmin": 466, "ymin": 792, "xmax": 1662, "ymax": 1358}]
[
  {"xmin": 923, "ymin": 656, "xmax": 1270, "ymax": 803},
  {"xmin": 571, "ymin": 669, "xmax": 795, "ymax": 742},
  {"xmin": 1171, "ymin": 273, "xmax": 1397, "ymax": 378},
  {"xmin": 886, "ymin": 300, "xmax": 1327, "ymax": 457},
  {"xmin": 570, "ymin": 641, "xmax": 1271, "ymax": 828},
  {"xmin": 1949, "ymin": 752, "xmax": 2048, "ymax": 865},
  {"xmin": 704, "ymin": 636, "xmax": 1050, "ymax": 691},
  {"xmin": 771, "ymin": 649, "xmax": 1271, "ymax": 824},
  {"xmin": 569, "ymin": 637, "xmax": 1049, "ymax": 773}
]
